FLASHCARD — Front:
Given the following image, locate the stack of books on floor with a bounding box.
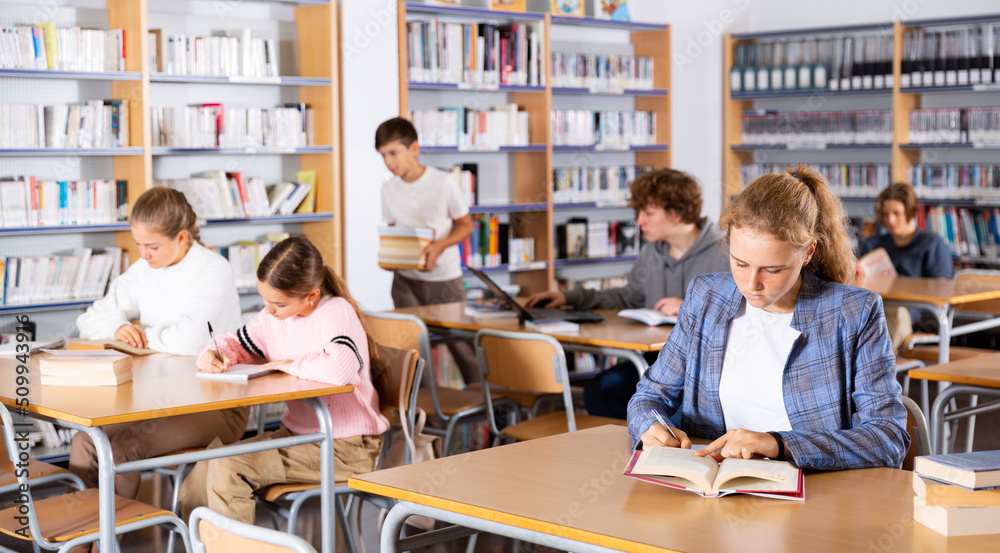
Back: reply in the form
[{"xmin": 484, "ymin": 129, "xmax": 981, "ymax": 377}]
[
  {"xmin": 38, "ymin": 349, "xmax": 133, "ymax": 386},
  {"xmin": 913, "ymin": 451, "xmax": 1000, "ymax": 536}
]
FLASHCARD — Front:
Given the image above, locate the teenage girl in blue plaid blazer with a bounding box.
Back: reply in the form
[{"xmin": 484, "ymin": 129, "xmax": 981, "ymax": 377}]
[{"xmin": 627, "ymin": 164, "xmax": 910, "ymax": 470}]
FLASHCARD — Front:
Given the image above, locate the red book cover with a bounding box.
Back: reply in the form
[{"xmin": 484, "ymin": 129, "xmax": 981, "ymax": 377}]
[
  {"xmin": 226, "ymin": 172, "xmax": 250, "ymax": 217},
  {"xmin": 202, "ymin": 103, "xmax": 224, "ymax": 147}
]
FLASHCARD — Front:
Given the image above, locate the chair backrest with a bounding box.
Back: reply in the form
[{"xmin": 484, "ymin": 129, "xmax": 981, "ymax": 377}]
[
  {"xmin": 190, "ymin": 507, "xmax": 317, "ymax": 553},
  {"xmin": 364, "ymin": 311, "xmax": 448, "ymax": 418},
  {"xmin": 364, "ymin": 311, "xmax": 432, "ymax": 363},
  {"xmin": 375, "ymin": 343, "xmax": 423, "ymax": 432},
  {"xmin": 0, "ymin": 404, "xmax": 51, "ymax": 548},
  {"xmin": 954, "ymin": 269, "xmax": 1000, "ymax": 315},
  {"xmin": 474, "ymin": 328, "xmax": 576, "ymax": 433},
  {"xmin": 901, "ymin": 395, "xmax": 932, "ymax": 471}
]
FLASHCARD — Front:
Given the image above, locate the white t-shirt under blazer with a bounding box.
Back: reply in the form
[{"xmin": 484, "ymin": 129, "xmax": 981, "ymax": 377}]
[{"xmin": 718, "ymin": 301, "xmax": 798, "ymax": 433}]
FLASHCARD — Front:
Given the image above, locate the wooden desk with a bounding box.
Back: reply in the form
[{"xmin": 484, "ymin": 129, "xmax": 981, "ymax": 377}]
[
  {"xmin": 392, "ymin": 302, "xmax": 671, "ymax": 372},
  {"xmin": 0, "ymin": 354, "xmax": 350, "ymax": 553},
  {"xmin": 351, "ymin": 425, "xmax": 989, "ymax": 553},
  {"xmin": 909, "ymin": 354, "xmax": 1000, "ymax": 455},
  {"xmin": 860, "ymin": 275, "xmax": 1000, "ymax": 365}
]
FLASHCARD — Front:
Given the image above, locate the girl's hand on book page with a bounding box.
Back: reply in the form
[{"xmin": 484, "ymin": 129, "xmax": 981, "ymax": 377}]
[
  {"xmin": 653, "ymin": 297, "xmax": 683, "ymax": 316},
  {"xmin": 198, "ymin": 349, "xmax": 232, "ymax": 373},
  {"xmin": 261, "ymin": 360, "xmax": 293, "ymax": 373},
  {"xmin": 696, "ymin": 429, "xmax": 779, "ymax": 462},
  {"xmin": 115, "ymin": 323, "xmax": 147, "ymax": 349},
  {"xmin": 640, "ymin": 424, "xmax": 691, "ymax": 449}
]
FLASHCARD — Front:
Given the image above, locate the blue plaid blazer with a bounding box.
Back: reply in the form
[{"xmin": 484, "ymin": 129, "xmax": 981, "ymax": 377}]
[{"xmin": 627, "ymin": 271, "xmax": 910, "ymax": 470}]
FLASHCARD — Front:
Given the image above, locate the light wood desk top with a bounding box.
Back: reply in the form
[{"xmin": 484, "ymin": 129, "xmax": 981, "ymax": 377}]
[
  {"xmin": 391, "ymin": 302, "xmax": 671, "ymax": 352},
  {"xmin": 0, "ymin": 354, "xmax": 351, "ymax": 427},
  {"xmin": 859, "ymin": 275, "xmax": 1000, "ymax": 307},
  {"xmin": 351, "ymin": 425, "xmax": 987, "ymax": 553},
  {"xmin": 908, "ymin": 352, "xmax": 1000, "ymax": 389}
]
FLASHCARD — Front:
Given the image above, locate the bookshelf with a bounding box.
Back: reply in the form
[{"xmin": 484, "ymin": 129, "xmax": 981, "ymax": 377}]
[
  {"xmin": 0, "ymin": 0, "xmax": 343, "ymax": 339},
  {"xmin": 722, "ymin": 14, "xmax": 1000, "ymax": 267},
  {"xmin": 397, "ymin": 2, "xmax": 670, "ymax": 295}
]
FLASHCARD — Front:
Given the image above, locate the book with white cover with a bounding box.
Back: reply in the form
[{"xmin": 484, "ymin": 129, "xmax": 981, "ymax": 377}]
[{"xmin": 617, "ymin": 308, "xmax": 677, "ymax": 326}]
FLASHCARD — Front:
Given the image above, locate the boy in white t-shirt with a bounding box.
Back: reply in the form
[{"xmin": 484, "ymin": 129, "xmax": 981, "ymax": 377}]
[{"xmin": 375, "ymin": 117, "xmax": 478, "ymax": 383}]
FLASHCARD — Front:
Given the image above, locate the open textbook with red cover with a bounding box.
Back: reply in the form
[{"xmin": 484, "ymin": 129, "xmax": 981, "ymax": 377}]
[{"xmin": 623, "ymin": 446, "xmax": 804, "ymax": 500}]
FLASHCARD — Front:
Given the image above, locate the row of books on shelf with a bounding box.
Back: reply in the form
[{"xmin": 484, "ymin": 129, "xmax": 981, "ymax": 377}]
[
  {"xmin": 406, "ymin": 19, "xmax": 543, "ymax": 87},
  {"xmin": 552, "ymin": 164, "xmax": 650, "ymax": 205},
  {"xmin": 556, "ymin": 218, "xmax": 639, "ymax": 260},
  {"xmin": 740, "ymin": 163, "xmax": 891, "ymax": 197},
  {"xmin": 557, "ymin": 275, "xmax": 628, "ymax": 293},
  {"xmin": 912, "ymin": 451, "xmax": 1000, "ymax": 536},
  {"xmin": 459, "ymin": 214, "xmax": 537, "ymax": 269},
  {"xmin": 550, "ymin": 52, "xmax": 654, "ymax": 90},
  {"xmin": 0, "ymin": 24, "xmax": 125, "ymax": 73},
  {"xmin": 910, "ymin": 164, "xmax": 1000, "ymax": 200},
  {"xmin": 731, "ymin": 33, "xmax": 894, "ymax": 94},
  {"xmin": 151, "ymin": 104, "xmax": 314, "ymax": 149},
  {"xmin": 740, "ymin": 110, "xmax": 892, "ymax": 146},
  {"xmin": 209, "ymin": 236, "xmax": 283, "ymax": 289},
  {"xmin": 429, "ymin": 342, "xmax": 466, "ymax": 391},
  {"xmin": 920, "ymin": 205, "xmax": 1000, "ymax": 258},
  {"xmin": 551, "ymin": 110, "xmax": 657, "ymax": 147},
  {"xmin": 411, "ymin": 105, "xmax": 530, "ymax": 148},
  {"xmin": 909, "ymin": 107, "xmax": 1000, "ymax": 145},
  {"xmin": 147, "ymin": 28, "xmax": 279, "ymax": 78},
  {"xmin": 0, "ymin": 247, "xmax": 126, "ymax": 305},
  {"xmin": 901, "ymin": 25, "xmax": 1000, "ymax": 88},
  {"xmin": 446, "ymin": 163, "xmax": 478, "ymax": 207},
  {"xmin": 4, "ymin": 101, "xmax": 130, "ymax": 149},
  {"xmin": 0, "ymin": 177, "xmax": 127, "ymax": 228},
  {"xmin": 155, "ymin": 169, "xmax": 315, "ymax": 220}
]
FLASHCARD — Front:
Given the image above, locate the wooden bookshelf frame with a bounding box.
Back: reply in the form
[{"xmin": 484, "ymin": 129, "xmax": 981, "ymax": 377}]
[
  {"xmin": 0, "ymin": 0, "xmax": 345, "ymax": 278},
  {"xmin": 722, "ymin": 15, "xmax": 1000, "ymax": 268},
  {"xmin": 397, "ymin": 2, "xmax": 671, "ymax": 294}
]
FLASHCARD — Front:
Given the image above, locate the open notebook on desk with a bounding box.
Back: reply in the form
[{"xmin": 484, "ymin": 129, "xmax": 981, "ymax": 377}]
[
  {"xmin": 466, "ymin": 266, "xmax": 604, "ymax": 324},
  {"xmin": 195, "ymin": 364, "xmax": 278, "ymax": 382}
]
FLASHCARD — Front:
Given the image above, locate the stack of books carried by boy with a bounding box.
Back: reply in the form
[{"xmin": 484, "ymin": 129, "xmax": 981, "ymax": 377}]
[
  {"xmin": 912, "ymin": 450, "xmax": 1000, "ymax": 536},
  {"xmin": 378, "ymin": 226, "xmax": 435, "ymax": 270}
]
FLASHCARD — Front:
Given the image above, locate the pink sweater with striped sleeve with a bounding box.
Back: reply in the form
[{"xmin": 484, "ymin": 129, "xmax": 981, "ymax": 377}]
[{"xmin": 204, "ymin": 296, "xmax": 389, "ymax": 438}]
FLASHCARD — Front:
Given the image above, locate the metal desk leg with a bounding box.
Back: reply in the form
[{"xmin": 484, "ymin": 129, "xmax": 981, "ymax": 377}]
[
  {"xmin": 930, "ymin": 385, "xmax": 1000, "ymax": 454},
  {"xmin": 78, "ymin": 425, "xmax": 117, "ymax": 550},
  {"xmin": 307, "ymin": 397, "xmax": 335, "ymax": 553}
]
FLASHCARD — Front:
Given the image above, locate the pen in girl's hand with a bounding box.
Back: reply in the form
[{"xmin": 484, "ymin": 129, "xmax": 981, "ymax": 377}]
[
  {"xmin": 649, "ymin": 409, "xmax": 680, "ymax": 442},
  {"xmin": 207, "ymin": 321, "xmax": 222, "ymax": 362}
]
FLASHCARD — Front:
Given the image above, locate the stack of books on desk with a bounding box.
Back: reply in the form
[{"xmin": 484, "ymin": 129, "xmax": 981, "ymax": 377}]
[
  {"xmin": 913, "ymin": 451, "xmax": 1000, "ymax": 536},
  {"xmin": 38, "ymin": 350, "xmax": 133, "ymax": 386}
]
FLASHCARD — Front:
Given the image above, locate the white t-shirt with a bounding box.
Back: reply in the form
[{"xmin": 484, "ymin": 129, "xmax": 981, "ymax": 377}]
[
  {"xmin": 718, "ymin": 300, "xmax": 798, "ymax": 433},
  {"xmin": 381, "ymin": 166, "xmax": 469, "ymax": 282},
  {"xmin": 76, "ymin": 242, "xmax": 242, "ymax": 356}
]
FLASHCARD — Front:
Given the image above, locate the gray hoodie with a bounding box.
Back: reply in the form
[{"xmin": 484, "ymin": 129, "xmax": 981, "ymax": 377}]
[{"xmin": 562, "ymin": 217, "xmax": 730, "ymax": 310}]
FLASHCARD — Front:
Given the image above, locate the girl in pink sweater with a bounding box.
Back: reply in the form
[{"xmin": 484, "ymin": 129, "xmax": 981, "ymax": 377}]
[{"xmin": 178, "ymin": 236, "xmax": 389, "ymax": 523}]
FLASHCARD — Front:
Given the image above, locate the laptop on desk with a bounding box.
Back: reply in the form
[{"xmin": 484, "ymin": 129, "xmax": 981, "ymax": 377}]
[{"xmin": 466, "ymin": 266, "xmax": 605, "ymax": 325}]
